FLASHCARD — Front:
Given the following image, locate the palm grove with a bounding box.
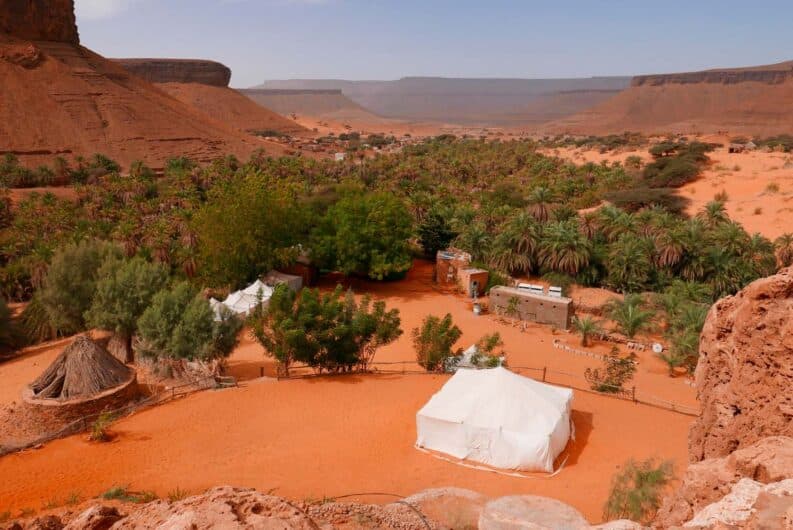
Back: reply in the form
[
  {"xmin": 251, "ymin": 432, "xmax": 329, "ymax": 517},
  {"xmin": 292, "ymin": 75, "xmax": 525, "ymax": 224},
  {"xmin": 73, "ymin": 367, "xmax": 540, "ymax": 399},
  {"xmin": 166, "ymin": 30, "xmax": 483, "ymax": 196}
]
[{"xmin": 0, "ymin": 138, "xmax": 791, "ymax": 374}]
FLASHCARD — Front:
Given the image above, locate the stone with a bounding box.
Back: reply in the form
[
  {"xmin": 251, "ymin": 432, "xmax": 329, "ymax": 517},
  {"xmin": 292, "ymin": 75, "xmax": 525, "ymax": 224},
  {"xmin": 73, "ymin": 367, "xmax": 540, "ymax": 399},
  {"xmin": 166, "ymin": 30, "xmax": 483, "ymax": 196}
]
[{"xmin": 479, "ymin": 495, "xmax": 590, "ymax": 529}]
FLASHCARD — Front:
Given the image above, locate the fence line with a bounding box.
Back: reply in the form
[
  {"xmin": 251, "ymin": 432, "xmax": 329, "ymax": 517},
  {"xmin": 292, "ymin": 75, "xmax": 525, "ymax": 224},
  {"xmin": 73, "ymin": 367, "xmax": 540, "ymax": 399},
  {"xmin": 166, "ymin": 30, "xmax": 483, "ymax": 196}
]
[
  {"xmin": 0, "ymin": 374, "xmax": 223, "ymax": 457},
  {"xmin": 279, "ymin": 360, "xmax": 700, "ymax": 417}
]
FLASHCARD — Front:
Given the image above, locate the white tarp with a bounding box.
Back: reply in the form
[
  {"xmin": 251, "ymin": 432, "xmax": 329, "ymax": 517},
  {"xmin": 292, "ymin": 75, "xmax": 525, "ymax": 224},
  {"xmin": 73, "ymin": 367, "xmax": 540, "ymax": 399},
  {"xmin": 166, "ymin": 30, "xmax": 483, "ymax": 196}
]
[{"xmin": 415, "ymin": 367, "xmax": 573, "ymax": 472}]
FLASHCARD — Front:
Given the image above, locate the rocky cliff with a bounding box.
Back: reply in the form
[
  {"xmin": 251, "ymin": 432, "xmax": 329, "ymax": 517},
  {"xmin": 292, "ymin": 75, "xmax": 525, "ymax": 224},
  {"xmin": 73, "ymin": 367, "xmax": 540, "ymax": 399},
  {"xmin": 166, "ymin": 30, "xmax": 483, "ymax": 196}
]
[
  {"xmin": 633, "ymin": 61, "xmax": 793, "ymax": 86},
  {"xmin": 0, "ymin": 0, "xmax": 79, "ymax": 44},
  {"xmin": 689, "ymin": 266, "xmax": 793, "ymax": 461},
  {"xmin": 113, "ymin": 58, "xmax": 232, "ymax": 87}
]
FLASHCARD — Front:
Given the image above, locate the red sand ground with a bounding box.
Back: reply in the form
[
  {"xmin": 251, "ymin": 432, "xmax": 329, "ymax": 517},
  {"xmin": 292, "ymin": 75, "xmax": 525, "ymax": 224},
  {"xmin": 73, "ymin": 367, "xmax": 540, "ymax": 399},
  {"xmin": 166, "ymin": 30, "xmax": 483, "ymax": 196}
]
[{"xmin": 0, "ymin": 262, "xmax": 695, "ymax": 522}]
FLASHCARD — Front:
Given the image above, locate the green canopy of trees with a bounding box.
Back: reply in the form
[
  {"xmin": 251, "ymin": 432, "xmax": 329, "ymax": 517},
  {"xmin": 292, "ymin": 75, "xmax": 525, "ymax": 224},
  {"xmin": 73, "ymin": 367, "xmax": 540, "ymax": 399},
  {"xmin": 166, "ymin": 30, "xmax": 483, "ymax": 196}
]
[
  {"xmin": 311, "ymin": 192, "xmax": 413, "ymax": 280},
  {"xmin": 413, "ymin": 313, "xmax": 462, "ymax": 372}
]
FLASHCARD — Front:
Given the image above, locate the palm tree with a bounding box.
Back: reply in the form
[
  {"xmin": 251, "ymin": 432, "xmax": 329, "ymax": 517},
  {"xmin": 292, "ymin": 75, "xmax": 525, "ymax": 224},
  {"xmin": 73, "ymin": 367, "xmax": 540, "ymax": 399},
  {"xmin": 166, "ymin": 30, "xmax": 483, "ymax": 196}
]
[
  {"xmin": 713, "ymin": 221, "xmax": 749, "ymax": 256},
  {"xmin": 653, "ymin": 228, "xmax": 685, "ymax": 269},
  {"xmin": 696, "ymin": 200, "xmax": 729, "ymax": 228},
  {"xmin": 774, "ymin": 233, "xmax": 793, "ymax": 268},
  {"xmin": 572, "ymin": 315, "xmax": 603, "ymax": 347},
  {"xmin": 539, "ymin": 220, "xmax": 592, "ymax": 275},
  {"xmin": 744, "ymin": 233, "xmax": 776, "ymax": 277},
  {"xmin": 706, "ymin": 248, "xmax": 748, "ymax": 298},
  {"xmin": 607, "ymin": 234, "xmax": 653, "ymax": 293},
  {"xmin": 657, "ymin": 348, "xmax": 687, "ymax": 376},
  {"xmin": 527, "ymin": 186, "xmax": 555, "ymax": 223},
  {"xmin": 453, "ymin": 222, "xmax": 491, "ymax": 262},
  {"xmin": 578, "ymin": 211, "xmax": 600, "ymax": 240},
  {"xmin": 606, "ymin": 294, "xmax": 655, "ymax": 338}
]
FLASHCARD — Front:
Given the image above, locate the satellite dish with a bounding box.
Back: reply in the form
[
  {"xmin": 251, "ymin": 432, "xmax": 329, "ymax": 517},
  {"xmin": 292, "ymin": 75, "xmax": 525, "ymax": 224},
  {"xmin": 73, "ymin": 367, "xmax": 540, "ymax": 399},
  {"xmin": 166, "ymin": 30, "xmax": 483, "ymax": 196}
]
[{"xmin": 652, "ymin": 343, "xmax": 663, "ymax": 354}]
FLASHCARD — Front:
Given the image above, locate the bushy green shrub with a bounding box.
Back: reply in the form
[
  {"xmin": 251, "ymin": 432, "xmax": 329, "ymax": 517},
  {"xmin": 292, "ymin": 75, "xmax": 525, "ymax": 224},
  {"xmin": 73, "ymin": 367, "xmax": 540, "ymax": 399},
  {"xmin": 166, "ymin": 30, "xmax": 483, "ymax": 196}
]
[
  {"xmin": 413, "ymin": 313, "xmax": 462, "ymax": 371},
  {"xmin": 603, "ymin": 459, "xmax": 674, "ymax": 523},
  {"xmin": 136, "ymin": 282, "xmax": 241, "ymax": 361}
]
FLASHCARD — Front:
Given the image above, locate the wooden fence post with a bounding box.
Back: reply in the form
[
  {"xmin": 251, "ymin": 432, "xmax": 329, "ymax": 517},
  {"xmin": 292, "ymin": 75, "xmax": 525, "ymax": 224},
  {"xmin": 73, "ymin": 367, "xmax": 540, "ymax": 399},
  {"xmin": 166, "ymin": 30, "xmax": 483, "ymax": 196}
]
[
  {"xmin": 260, "ymin": 366, "xmax": 264, "ymax": 378},
  {"xmin": 632, "ymin": 386, "xmax": 637, "ymax": 403},
  {"xmin": 542, "ymin": 366, "xmax": 547, "ymax": 382}
]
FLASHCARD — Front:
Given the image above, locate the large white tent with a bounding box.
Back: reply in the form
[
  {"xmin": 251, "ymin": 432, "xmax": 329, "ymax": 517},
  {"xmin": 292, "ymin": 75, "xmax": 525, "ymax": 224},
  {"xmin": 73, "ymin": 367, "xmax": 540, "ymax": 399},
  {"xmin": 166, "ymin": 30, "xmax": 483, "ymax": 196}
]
[
  {"xmin": 210, "ymin": 274, "xmax": 296, "ymax": 320},
  {"xmin": 415, "ymin": 367, "xmax": 573, "ymax": 472}
]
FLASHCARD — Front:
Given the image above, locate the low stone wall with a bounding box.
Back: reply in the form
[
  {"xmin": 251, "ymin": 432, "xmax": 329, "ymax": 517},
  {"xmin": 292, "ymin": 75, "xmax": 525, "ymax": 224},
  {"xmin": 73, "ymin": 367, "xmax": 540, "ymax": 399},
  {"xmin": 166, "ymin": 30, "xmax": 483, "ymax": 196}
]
[{"xmin": 21, "ymin": 373, "xmax": 139, "ymax": 427}]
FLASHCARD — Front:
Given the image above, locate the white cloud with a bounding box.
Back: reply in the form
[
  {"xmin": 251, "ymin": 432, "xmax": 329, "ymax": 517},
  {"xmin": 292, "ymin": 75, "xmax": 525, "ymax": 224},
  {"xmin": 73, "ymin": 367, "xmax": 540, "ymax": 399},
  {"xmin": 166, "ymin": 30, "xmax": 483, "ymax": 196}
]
[{"xmin": 75, "ymin": 0, "xmax": 143, "ymax": 21}]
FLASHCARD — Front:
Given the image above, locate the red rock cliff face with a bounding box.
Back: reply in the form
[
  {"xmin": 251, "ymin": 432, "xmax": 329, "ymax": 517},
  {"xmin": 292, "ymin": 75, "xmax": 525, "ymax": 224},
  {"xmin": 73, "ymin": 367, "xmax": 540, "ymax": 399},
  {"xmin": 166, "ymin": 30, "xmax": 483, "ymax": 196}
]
[
  {"xmin": 114, "ymin": 58, "xmax": 232, "ymax": 87},
  {"xmin": 689, "ymin": 267, "xmax": 793, "ymax": 462},
  {"xmin": 0, "ymin": 0, "xmax": 79, "ymax": 43}
]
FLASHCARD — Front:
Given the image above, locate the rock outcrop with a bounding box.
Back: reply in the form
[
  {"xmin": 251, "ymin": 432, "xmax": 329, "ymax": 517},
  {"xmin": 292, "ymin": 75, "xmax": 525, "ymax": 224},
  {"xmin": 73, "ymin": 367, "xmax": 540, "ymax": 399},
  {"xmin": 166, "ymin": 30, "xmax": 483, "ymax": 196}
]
[
  {"xmin": 684, "ymin": 478, "xmax": 793, "ymax": 529},
  {"xmin": 113, "ymin": 59, "xmax": 232, "ymax": 87},
  {"xmin": 655, "ymin": 436, "xmax": 793, "ymax": 527},
  {"xmin": 1, "ymin": 487, "xmax": 650, "ymax": 530},
  {"xmin": 689, "ymin": 267, "xmax": 793, "ymax": 461},
  {"xmin": 0, "ymin": 0, "xmax": 79, "ymax": 44}
]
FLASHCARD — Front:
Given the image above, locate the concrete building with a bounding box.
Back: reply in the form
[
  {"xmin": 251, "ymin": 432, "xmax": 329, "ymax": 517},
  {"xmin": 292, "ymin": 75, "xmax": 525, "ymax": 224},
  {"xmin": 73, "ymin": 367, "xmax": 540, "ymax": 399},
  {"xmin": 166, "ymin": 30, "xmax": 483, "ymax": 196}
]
[
  {"xmin": 436, "ymin": 248, "xmax": 489, "ymax": 297},
  {"xmin": 489, "ymin": 285, "xmax": 573, "ymax": 330}
]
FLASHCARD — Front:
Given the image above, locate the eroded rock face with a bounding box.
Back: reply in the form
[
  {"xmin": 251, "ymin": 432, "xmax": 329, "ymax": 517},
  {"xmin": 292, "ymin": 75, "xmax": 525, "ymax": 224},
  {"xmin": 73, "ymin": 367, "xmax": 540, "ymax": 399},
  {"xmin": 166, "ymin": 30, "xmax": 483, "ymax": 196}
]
[
  {"xmin": 0, "ymin": 0, "xmax": 79, "ymax": 44},
  {"xmin": 684, "ymin": 478, "xmax": 793, "ymax": 529},
  {"xmin": 689, "ymin": 267, "xmax": 793, "ymax": 462},
  {"xmin": 113, "ymin": 59, "xmax": 232, "ymax": 87},
  {"xmin": 632, "ymin": 62, "xmax": 793, "ymax": 87},
  {"xmin": 655, "ymin": 436, "xmax": 793, "ymax": 528}
]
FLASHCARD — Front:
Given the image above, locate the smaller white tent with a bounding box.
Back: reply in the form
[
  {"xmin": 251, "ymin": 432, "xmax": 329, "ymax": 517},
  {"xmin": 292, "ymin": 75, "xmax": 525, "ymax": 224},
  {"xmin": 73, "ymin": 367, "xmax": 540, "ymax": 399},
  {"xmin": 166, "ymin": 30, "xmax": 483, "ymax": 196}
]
[{"xmin": 416, "ymin": 367, "xmax": 573, "ymax": 472}]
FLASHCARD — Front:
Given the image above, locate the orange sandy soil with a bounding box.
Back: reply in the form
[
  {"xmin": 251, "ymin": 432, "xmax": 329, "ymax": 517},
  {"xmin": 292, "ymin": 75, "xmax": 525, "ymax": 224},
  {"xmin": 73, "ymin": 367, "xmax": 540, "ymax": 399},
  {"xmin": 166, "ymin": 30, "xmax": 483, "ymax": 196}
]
[
  {"xmin": 542, "ymin": 135, "xmax": 793, "ymax": 240},
  {"xmin": 0, "ymin": 261, "xmax": 695, "ymax": 522}
]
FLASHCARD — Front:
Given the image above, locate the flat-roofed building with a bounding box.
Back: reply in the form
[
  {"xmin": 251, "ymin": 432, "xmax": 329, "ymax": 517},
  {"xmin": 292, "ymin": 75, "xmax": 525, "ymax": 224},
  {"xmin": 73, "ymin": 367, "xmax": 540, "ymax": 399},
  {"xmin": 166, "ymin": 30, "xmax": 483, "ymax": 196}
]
[{"xmin": 489, "ymin": 285, "xmax": 573, "ymax": 329}]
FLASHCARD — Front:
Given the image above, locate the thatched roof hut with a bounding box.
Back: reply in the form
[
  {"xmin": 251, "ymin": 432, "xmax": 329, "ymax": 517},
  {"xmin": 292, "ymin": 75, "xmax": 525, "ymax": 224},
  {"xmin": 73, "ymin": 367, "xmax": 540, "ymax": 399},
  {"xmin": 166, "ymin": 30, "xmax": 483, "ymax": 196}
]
[{"xmin": 30, "ymin": 336, "xmax": 133, "ymax": 400}]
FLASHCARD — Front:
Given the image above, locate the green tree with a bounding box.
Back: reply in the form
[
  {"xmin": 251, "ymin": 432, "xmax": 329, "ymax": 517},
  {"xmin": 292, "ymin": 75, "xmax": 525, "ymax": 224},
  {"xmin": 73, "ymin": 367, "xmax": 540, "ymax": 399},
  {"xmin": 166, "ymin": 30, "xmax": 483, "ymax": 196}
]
[
  {"xmin": 84, "ymin": 257, "xmax": 168, "ymax": 363},
  {"xmin": 606, "ymin": 294, "xmax": 655, "ymax": 338},
  {"xmin": 311, "ymin": 192, "xmax": 413, "ymax": 280},
  {"xmin": 540, "ymin": 220, "xmax": 592, "ymax": 275},
  {"xmin": 413, "ymin": 313, "xmax": 462, "ymax": 371},
  {"xmin": 603, "ymin": 459, "xmax": 674, "ymax": 524},
  {"xmin": 253, "ymin": 285, "xmax": 402, "ymax": 375},
  {"xmin": 193, "ymin": 173, "xmax": 307, "ymax": 288},
  {"xmin": 774, "ymin": 233, "xmax": 793, "ymax": 267},
  {"xmin": 606, "ymin": 234, "xmax": 654, "ymax": 293},
  {"xmin": 137, "ymin": 282, "xmax": 241, "ymax": 361},
  {"xmin": 571, "ymin": 315, "xmax": 603, "ymax": 347},
  {"xmin": 417, "ymin": 210, "xmax": 456, "ymax": 258},
  {"xmin": 38, "ymin": 241, "xmax": 122, "ymax": 336}
]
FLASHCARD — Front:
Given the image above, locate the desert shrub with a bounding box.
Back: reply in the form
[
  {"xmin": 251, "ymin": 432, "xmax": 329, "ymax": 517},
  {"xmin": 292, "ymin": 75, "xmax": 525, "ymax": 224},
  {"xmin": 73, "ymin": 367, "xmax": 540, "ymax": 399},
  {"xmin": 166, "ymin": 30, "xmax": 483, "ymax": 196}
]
[
  {"xmin": 714, "ymin": 189, "xmax": 729, "ymax": 202},
  {"xmin": 136, "ymin": 282, "xmax": 242, "ymax": 362},
  {"xmin": 467, "ymin": 332, "xmax": 507, "ymax": 368},
  {"xmin": 38, "ymin": 241, "xmax": 122, "ymax": 336},
  {"xmin": 167, "ymin": 487, "xmax": 190, "ymax": 502},
  {"xmin": 253, "ymin": 284, "xmax": 402, "ymax": 375},
  {"xmin": 624, "ymin": 155, "xmax": 643, "ymax": 169},
  {"xmin": 642, "ymin": 142, "xmax": 713, "ymax": 188},
  {"xmin": 605, "ymin": 294, "xmax": 655, "ymax": 338},
  {"xmin": 603, "ymin": 459, "xmax": 674, "ymax": 523},
  {"xmin": 84, "ymin": 257, "xmax": 169, "ymax": 363},
  {"xmin": 585, "ymin": 347, "xmax": 636, "ymax": 393},
  {"xmin": 604, "ymin": 188, "xmax": 689, "ymax": 214},
  {"xmin": 311, "ymin": 191, "xmax": 413, "ymax": 280},
  {"xmin": 413, "ymin": 313, "xmax": 462, "ymax": 371},
  {"xmin": 89, "ymin": 412, "xmax": 115, "ymax": 442},
  {"xmin": 765, "ymin": 182, "xmax": 780, "ymax": 193}
]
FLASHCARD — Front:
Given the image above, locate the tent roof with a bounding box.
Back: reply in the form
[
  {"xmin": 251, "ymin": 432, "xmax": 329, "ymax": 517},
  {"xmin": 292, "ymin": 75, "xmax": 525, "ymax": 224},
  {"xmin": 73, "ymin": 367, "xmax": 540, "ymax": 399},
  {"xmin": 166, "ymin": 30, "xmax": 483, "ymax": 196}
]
[
  {"xmin": 418, "ymin": 367, "xmax": 572, "ymax": 433},
  {"xmin": 29, "ymin": 336, "xmax": 132, "ymax": 400}
]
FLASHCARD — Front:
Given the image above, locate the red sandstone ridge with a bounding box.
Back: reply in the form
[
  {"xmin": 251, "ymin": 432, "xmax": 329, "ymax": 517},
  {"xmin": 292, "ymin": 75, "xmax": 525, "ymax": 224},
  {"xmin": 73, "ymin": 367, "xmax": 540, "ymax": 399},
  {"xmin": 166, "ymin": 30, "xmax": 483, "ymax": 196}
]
[
  {"xmin": 0, "ymin": 0, "xmax": 78, "ymax": 44},
  {"xmin": 689, "ymin": 266, "xmax": 793, "ymax": 462},
  {"xmin": 0, "ymin": 1, "xmax": 289, "ymax": 169},
  {"xmin": 547, "ymin": 60, "xmax": 793, "ymax": 135},
  {"xmin": 113, "ymin": 58, "xmax": 231, "ymax": 87},
  {"xmin": 111, "ymin": 59, "xmax": 307, "ymax": 136}
]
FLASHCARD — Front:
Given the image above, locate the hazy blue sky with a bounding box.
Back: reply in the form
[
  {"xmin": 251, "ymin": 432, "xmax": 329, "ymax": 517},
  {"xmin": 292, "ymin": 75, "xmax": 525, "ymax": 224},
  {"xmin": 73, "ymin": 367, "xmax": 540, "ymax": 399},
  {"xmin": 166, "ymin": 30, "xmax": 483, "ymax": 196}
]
[{"xmin": 75, "ymin": 0, "xmax": 793, "ymax": 88}]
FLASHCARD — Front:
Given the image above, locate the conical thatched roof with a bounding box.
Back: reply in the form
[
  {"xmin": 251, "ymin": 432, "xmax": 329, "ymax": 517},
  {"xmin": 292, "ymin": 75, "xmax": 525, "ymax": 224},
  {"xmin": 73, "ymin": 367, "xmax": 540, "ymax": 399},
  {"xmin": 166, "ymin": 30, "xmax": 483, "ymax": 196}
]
[{"xmin": 30, "ymin": 336, "xmax": 132, "ymax": 400}]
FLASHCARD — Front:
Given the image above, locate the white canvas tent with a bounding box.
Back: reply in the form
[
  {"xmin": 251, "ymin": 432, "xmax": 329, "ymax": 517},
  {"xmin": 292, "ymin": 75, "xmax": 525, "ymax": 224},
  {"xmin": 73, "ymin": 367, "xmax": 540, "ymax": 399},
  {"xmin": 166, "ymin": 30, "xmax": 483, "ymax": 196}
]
[{"xmin": 415, "ymin": 367, "xmax": 573, "ymax": 472}]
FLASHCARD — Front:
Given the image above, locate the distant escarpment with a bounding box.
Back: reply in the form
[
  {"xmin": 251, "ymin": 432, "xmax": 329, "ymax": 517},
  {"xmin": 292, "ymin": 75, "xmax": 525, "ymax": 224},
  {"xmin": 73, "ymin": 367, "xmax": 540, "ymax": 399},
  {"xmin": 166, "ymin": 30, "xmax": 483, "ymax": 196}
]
[
  {"xmin": 113, "ymin": 58, "xmax": 232, "ymax": 87},
  {"xmin": 547, "ymin": 60, "xmax": 793, "ymax": 135},
  {"xmin": 633, "ymin": 61, "xmax": 793, "ymax": 86},
  {"xmin": 0, "ymin": 0, "xmax": 79, "ymax": 44}
]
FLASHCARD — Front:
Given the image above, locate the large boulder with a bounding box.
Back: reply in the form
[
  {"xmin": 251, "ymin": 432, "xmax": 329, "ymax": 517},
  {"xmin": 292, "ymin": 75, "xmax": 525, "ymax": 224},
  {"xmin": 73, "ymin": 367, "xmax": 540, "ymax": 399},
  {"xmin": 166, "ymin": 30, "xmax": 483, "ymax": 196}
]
[
  {"xmin": 403, "ymin": 487, "xmax": 489, "ymax": 529},
  {"xmin": 655, "ymin": 436, "xmax": 793, "ymax": 527},
  {"xmin": 689, "ymin": 267, "xmax": 793, "ymax": 462},
  {"xmin": 479, "ymin": 495, "xmax": 590, "ymax": 529},
  {"xmin": 0, "ymin": 0, "xmax": 79, "ymax": 44}
]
